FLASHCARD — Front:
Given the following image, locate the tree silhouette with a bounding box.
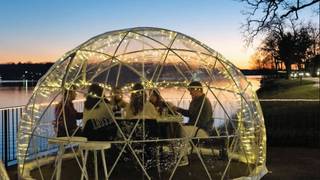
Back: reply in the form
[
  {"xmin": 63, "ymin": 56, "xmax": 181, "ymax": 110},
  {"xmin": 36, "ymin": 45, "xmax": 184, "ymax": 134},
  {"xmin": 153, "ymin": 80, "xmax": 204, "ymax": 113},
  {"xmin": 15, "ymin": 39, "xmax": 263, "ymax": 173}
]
[
  {"xmin": 294, "ymin": 27, "xmax": 314, "ymax": 69},
  {"xmin": 278, "ymin": 32, "xmax": 296, "ymax": 76},
  {"xmin": 250, "ymin": 50, "xmax": 275, "ymax": 70},
  {"xmin": 256, "ymin": 23, "xmax": 313, "ymax": 77},
  {"xmin": 240, "ymin": 0, "xmax": 320, "ymax": 44},
  {"xmin": 260, "ymin": 32, "xmax": 282, "ymax": 71}
]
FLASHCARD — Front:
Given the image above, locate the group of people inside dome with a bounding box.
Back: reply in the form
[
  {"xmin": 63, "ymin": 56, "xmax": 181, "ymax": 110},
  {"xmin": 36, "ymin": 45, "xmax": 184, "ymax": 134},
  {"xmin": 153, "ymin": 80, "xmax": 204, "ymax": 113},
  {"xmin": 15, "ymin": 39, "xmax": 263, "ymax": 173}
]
[{"xmin": 54, "ymin": 81, "xmax": 213, "ymax": 141}]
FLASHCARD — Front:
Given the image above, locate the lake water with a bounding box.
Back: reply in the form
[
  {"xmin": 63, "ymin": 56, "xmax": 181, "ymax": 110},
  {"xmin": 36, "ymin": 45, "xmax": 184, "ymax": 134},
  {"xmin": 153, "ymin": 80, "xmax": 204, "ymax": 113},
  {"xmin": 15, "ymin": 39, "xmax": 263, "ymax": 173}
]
[
  {"xmin": 0, "ymin": 86, "xmax": 34, "ymax": 108},
  {"xmin": 0, "ymin": 76, "xmax": 261, "ymax": 108}
]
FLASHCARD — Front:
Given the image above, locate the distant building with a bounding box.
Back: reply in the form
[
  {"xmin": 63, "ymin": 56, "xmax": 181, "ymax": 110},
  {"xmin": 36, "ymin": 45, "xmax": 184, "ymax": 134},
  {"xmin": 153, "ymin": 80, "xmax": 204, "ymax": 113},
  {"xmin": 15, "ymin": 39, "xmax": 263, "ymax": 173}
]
[{"xmin": 305, "ymin": 55, "xmax": 320, "ymax": 76}]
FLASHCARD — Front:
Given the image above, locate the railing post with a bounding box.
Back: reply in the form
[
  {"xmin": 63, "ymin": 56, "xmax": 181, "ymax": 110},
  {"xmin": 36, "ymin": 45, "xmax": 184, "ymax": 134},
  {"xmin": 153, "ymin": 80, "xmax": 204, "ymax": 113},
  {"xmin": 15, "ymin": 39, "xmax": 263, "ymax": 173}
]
[{"xmin": 4, "ymin": 109, "xmax": 8, "ymax": 167}]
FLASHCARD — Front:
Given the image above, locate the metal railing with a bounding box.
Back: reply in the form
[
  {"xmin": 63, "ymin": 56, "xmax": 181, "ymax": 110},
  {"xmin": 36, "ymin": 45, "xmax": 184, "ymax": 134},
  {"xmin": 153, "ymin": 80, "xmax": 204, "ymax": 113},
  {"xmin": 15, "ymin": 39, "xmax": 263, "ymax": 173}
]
[
  {"xmin": 0, "ymin": 106, "xmax": 22, "ymax": 167},
  {"xmin": 0, "ymin": 101, "xmax": 84, "ymax": 167}
]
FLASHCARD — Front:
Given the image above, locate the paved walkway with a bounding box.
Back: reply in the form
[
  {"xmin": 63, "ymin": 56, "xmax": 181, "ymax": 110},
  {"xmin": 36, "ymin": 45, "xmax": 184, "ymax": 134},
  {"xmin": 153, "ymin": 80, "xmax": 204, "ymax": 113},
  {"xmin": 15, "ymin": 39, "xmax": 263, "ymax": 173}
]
[{"xmin": 6, "ymin": 146, "xmax": 320, "ymax": 179}]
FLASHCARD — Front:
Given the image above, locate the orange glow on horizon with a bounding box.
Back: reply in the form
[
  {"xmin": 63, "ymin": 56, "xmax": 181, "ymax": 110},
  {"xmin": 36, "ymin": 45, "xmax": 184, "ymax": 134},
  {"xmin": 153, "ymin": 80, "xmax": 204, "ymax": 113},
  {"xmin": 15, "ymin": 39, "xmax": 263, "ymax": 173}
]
[
  {"xmin": 0, "ymin": 52, "xmax": 253, "ymax": 68},
  {"xmin": 0, "ymin": 37, "xmax": 256, "ymax": 69},
  {"xmin": 0, "ymin": 52, "xmax": 61, "ymax": 64},
  {"xmin": 0, "ymin": 54, "xmax": 253, "ymax": 69}
]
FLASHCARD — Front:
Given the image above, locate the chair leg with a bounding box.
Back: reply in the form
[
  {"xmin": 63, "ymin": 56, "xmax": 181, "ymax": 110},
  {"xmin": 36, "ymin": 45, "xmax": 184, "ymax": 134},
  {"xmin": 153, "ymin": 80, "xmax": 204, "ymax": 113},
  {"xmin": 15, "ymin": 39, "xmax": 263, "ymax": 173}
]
[
  {"xmin": 94, "ymin": 150, "xmax": 98, "ymax": 180},
  {"xmin": 56, "ymin": 144, "xmax": 65, "ymax": 180},
  {"xmin": 156, "ymin": 146, "xmax": 162, "ymax": 180},
  {"xmin": 81, "ymin": 150, "xmax": 89, "ymax": 180},
  {"xmin": 101, "ymin": 150, "xmax": 108, "ymax": 180}
]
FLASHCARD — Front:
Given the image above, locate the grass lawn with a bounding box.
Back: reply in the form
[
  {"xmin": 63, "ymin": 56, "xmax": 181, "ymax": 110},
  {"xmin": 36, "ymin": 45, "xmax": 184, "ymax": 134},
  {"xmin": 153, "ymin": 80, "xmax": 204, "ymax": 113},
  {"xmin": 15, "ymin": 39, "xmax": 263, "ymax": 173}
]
[
  {"xmin": 260, "ymin": 101, "xmax": 320, "ymax": 147},
  {"xmin": 257, "ymin": 78, "xmax": 320, "ymax": 147},
  {"xmin": 257, "ymin": 79, "xmax": 319, "ymax": 99}
]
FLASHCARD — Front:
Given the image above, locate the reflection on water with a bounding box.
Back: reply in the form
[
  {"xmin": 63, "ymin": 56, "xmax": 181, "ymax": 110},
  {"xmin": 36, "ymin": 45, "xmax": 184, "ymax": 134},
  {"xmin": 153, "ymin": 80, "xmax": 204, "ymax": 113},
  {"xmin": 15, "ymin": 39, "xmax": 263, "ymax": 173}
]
[
  {"xmin": 0, "ymin": 86, "xmax": 34, "ymax": 108},
  {"xmin": 0, "ymin": 76, "xmax": 261, "ymax": 108}
]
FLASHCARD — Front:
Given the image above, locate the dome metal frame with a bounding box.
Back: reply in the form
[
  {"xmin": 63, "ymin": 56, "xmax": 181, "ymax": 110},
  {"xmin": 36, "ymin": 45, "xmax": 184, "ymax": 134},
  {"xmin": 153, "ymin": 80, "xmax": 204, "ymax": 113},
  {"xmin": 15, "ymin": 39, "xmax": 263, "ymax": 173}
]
[{"xmin": 18, "ymin": 27, "xmax": 267, "ymax": 180}]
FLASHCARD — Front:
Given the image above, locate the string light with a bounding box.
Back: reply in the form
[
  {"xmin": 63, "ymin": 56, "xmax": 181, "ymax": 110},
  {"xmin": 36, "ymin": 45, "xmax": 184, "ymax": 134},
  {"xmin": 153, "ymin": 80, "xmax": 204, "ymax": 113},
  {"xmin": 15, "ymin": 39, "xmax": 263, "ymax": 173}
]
[{"xmin": 17, "ymin": 27, "xmax": 267, "ymax": 179}]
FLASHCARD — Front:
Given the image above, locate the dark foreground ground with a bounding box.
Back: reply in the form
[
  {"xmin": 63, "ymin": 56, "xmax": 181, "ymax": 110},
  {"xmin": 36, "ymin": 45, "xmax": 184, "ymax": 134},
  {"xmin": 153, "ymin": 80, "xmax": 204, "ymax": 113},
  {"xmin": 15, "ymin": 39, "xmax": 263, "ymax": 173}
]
[
  {"xmin": 7, "ymin": 146, "xmax": 320, "ymax": 180},
  {"xmin": 262, "ymin": 147, "xmax": 320, "ymax": 180}
]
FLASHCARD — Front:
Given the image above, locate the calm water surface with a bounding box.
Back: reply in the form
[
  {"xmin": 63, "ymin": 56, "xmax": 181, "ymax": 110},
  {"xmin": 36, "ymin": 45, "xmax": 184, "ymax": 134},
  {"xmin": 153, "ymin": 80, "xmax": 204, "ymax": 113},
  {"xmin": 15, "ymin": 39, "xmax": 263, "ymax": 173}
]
[
  {"xmin": 0, "ymin": 86, "xmax": 34, "ymax": 108},
  {"xmin": 0, "ymin": 76, "xmax": 261, "ymax": 108}
]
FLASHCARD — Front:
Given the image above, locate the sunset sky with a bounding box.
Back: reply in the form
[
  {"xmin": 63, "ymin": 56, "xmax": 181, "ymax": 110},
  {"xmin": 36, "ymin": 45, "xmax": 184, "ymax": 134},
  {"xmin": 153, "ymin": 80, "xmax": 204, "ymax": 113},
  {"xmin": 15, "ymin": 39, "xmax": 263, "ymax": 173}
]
[{"xmin": 0, "ymin": 0, "xmax": 318, "ymax": 68}]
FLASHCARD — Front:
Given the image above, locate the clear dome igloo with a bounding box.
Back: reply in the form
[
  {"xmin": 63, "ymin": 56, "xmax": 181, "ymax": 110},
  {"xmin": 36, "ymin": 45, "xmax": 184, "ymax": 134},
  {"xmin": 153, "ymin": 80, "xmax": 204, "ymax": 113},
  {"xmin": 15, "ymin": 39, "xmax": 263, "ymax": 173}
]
[{"xmin": 18, "ymin": 27, "xmax": 267, "ymax": 179}]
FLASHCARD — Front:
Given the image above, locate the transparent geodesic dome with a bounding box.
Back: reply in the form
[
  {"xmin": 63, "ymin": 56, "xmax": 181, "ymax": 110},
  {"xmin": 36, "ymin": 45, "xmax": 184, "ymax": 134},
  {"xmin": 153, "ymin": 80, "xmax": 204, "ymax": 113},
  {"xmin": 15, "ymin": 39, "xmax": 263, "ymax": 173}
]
[{"xmin": 18, "ymin": 27, "xmax": 267, "ymax": 179}]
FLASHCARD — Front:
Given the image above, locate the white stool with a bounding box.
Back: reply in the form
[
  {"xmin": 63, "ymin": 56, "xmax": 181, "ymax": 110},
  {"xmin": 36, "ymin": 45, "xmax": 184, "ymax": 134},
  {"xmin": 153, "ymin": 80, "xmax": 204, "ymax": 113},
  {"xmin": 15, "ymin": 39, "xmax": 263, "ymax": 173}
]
[
  {"xmin": 80, "ymin": 141, "xmax": 111, "ymax": 180},
  {"xmin": 48, "ymin": 137, "xmax": 88, "ymax": 180}
]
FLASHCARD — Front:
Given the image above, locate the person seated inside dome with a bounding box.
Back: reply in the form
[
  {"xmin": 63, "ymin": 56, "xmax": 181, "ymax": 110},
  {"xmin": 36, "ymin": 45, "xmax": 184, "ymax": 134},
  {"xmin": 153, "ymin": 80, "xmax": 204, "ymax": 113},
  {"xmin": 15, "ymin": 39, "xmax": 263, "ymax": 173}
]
[
  {"xmin": 124, "ymin": 83, "xmax": 159, "ymax": 120},
  {"xmin": 149, "ymin": 89, "xmax": 168, "ymax": 115},
  {"xmin": 82, "ymin": 84, "xmax": 117, "ymax": 141},
  {"xmin": 173, "ymin": 81, "xmax": 213, "ymax": 132},
  {"xmin": 122, "ymin": 83, "xmax": 160, "ymax": 162},
  {"xmin": 54, "ymin": 89, "xmax": 82, "ymax": 137},
  {"xmin": 110, "ymin": 86, "xmax": 128, "ymax": 117},
  {"xmin": 149, "ymin": 89, "xmax": 176, "ymax": 116},
  {"xmin": 172, "ymin": 81, "xmax": 214, "ymax": 166}
]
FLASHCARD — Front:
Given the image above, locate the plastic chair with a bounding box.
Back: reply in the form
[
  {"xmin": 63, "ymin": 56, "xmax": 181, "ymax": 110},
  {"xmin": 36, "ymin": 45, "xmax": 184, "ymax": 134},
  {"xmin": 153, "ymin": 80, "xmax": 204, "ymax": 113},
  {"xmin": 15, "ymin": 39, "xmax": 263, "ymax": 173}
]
[
  {"xmin": 80, "ymin": 141, "xmax": 111, "ymax": 180},
  {"xmin": 48, "ymin": 136, "xmax": 88, "ymax": 180}
]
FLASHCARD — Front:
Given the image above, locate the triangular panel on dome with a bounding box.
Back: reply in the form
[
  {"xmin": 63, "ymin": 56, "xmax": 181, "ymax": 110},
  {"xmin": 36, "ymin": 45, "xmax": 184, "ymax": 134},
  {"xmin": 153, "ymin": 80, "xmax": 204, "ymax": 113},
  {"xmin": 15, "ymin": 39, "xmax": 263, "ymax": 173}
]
[
  {"xmin": 132, "ymin": 28, "xmax": 178, "ymax": 48},
  {"xmin": 107, "ymin": 143, "xmax": 147, "ymax": 178},
  {"xmin": 207, "ymin": 60, "xmax": 241, "ymax": 93},
  {"xmin": 95, "ymin": 62, "xmax": 142, "ymax": 87},
  {"xmin": 170, "ymin": 49, "xmax": 223, "ymax": 83},
  {"xmin": 221, "ymin": 60, "xmax": 250, "ymax": 92},
  {"xmin": 116, "ymin": 49, "xmax": 169, "ymax": 83},
  {"xmin": 171, "ymin": 34, "xmax": 212, "ymax": 55},
  {"xmin": 81, "ymin": 30, "xmax": 128, "ymax": 56},
  {"xmin": 72, "ymin": 50, "xmax": 111, "ymax": 83},
  {"xmin": 37, "ymin": 52, "xmax": 76, "ymax": 91},
  {"xmin": 114, "ymin": 31, "xmax": 168, "ymax": 57},
  {"xmin": 60, "ymin": 52, "xmax": 88, "ymax": 89},
  {"xmin": 28, "ymin": 53, "xmax": 81, "ymax": 135},
  {"xmin": 84, "ymin": 60, "xmax": 114, "ymax": 83},
  {"xmin": 155, "ymin": 63, "xmax": 188, "ymax": 84},
  {"xmin": 152, "ymin": 51, "xmax": 195, "ymax": 83}
]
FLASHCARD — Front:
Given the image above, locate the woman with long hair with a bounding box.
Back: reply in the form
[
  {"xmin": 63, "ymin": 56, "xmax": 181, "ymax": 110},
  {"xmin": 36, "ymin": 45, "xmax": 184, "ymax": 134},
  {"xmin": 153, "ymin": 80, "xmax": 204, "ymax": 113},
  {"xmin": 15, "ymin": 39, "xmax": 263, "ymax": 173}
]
[
  {"xmin": 149, "ymin": 89, "xmax": 176, "ymax": 116},
  {"xmin": 125, "ymin": 83, "xmax": 159, "ymax": 119},
  {"xmin": 149, "ymin": 89, "xmax": 167, "ymax": 115},
  {"xmin": 54, "ymin": 89, "xmax": 82, "ymax": 137},
  {"xmin": 124, "ymin": 83, "xmax": 160, "ymax": 163}
]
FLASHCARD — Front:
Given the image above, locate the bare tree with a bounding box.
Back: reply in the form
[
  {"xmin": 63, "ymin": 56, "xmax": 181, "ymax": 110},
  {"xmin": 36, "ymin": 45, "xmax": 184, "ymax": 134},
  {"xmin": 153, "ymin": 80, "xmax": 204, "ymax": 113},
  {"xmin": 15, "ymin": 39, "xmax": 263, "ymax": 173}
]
[
  {"xmin": 240, "ymin": 0, "xmax": 320, "ymax": 44},
  {"xmin": 250, "ymin": 51, "xmax": 275, "ymax": 69},
  {"xmin": 305, "ymin": 23, "xmax": 320, "ymax": 57},
  {"xmin": 257, "ymin": 23, "xmax": 313, "ymax": 77},
  {"xmin": 260, "ymin": 31, "xmax": 282, "ymax": 71},
  {"xmin": 249, "ymin": 52, "xmax": 264, "ymax": 69}
]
